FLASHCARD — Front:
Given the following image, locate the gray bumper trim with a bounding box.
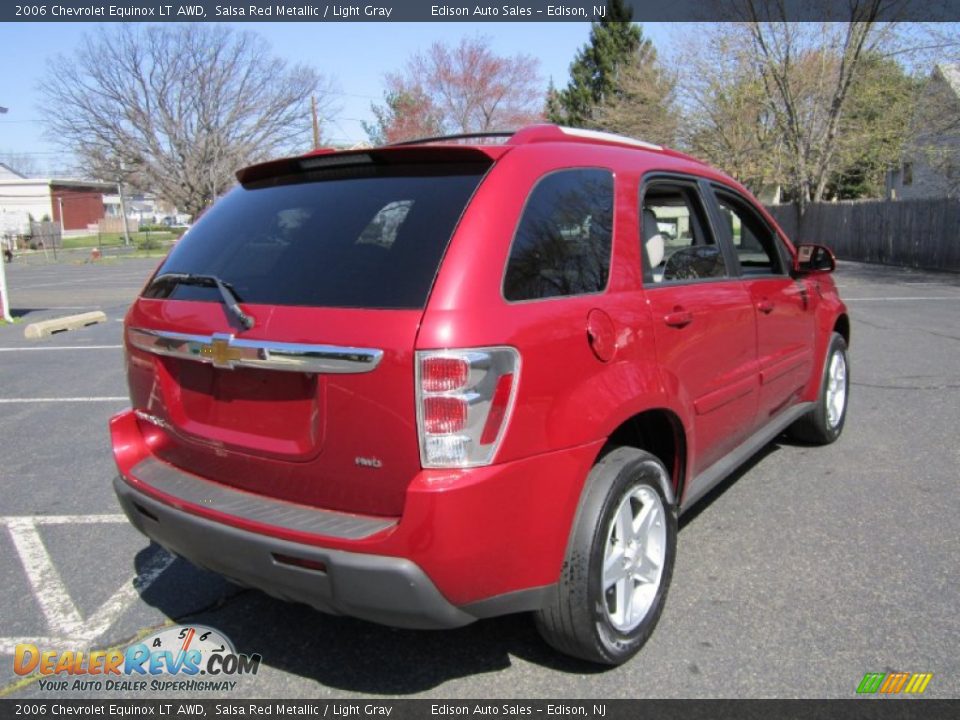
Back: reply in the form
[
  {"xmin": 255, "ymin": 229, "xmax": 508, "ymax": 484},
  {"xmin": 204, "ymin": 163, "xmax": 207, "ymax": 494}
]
[
  {"xmin": 131, "ymin": 456, "xmax": 396, "ymax": 541},
  {"xmin": 114, "ymin": 475, "xmax": 475, "ymax": 630}
]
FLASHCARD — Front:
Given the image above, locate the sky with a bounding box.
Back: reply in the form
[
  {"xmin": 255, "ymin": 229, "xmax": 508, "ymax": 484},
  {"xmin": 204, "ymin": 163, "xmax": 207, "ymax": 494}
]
[{"xmin": 0, "ymin": 21, "xmax": 677, "ymax": 176}]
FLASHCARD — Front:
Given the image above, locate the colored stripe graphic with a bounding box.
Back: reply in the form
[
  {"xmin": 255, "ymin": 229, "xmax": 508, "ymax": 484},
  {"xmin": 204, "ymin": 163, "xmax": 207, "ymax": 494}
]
[
  {"xmin": 904, "ymin": 673, "xmax": 933, "ymax": 694},
  {"xmin": 857, "ymin": 673, "xmax": 886, "ymax": 694},
  {"xmin": 857, "ymin": 672, "xmax": 933, "ymax": 695}
]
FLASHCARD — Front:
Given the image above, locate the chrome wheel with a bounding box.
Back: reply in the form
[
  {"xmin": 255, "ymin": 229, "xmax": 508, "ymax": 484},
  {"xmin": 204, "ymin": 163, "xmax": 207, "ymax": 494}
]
[
  {"xmin": 601, "ymin": 485, "xmax": 666, "ymax": 632},
  {"xmin": 825, "ymin": 350, "xmax": 847, "ymax": 429}
]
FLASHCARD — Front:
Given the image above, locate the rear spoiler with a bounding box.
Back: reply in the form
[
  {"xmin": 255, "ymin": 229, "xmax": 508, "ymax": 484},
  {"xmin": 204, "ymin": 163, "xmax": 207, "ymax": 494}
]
[{"xmin": 236, "ymin": 146, "xmax": 507, "ymax": 187}]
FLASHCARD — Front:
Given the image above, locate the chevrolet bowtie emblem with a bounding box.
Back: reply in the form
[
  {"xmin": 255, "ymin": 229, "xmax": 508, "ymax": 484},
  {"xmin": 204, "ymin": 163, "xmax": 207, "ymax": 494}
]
[{"xmin": 199, "ymin": 335, "xmax": 243, "ymax": 369}]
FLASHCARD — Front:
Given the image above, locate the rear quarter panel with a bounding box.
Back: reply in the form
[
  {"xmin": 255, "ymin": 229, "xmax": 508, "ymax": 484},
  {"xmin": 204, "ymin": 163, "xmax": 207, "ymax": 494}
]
[{"xmin": 421, "ymin": 144, "xmax": 691, "ymax": 464}]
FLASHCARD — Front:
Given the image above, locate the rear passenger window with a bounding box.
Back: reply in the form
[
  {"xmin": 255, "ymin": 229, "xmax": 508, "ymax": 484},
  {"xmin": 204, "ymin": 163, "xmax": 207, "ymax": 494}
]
[
  {"xmin": 503, "ymin": 169, "xmax": 614, "ymax": 302},
  {"xmin": 642, "ymin": 182, "xmax": 728, "ymax": 284}
]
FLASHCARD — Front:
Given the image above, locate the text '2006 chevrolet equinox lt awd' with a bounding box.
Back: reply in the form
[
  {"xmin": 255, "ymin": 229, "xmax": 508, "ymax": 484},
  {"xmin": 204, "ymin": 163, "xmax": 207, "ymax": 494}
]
[{"xmin": 111, "ymin": 124, "xmax": 850, "ymax": 665}]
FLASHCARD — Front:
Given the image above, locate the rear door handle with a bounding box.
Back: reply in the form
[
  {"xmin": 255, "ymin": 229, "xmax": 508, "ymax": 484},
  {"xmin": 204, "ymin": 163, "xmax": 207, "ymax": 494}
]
[
  {"xmin": 664, "ymin": 309, "xmax": 693, "ymax": 328},
  {"xmin": 757, "ymin": 299, "xmax": 774, "ymax": 315}
]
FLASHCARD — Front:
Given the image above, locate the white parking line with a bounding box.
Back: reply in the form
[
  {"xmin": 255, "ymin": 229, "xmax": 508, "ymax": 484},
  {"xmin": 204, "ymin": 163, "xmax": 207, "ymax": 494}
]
[
  {"xmin": 0, "ymin": 514, "xmax": 174, "ymax": 655},
  {"xmin": 0, "ymin": 397, "xmax": 128, "ymax": 404},
  {"xmin": 6, "ymin": 518, "xmax": 86, "ymax": 637},
  {"xmin": 0, "ymin": 346, "xmax": 122, "ymax": 352}
]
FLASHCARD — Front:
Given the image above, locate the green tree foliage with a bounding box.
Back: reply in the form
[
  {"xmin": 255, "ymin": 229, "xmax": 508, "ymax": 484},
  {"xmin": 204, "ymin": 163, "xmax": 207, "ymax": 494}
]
[
  {"xmin": 548, "ymin": 0, "xmax": 642, "ymax": 127},
  {"xmin": 363, "ymin": 88, "xmax": 443, "ymax": 146},
  {"xmin": 592, "ymin": 41, "xmax": 678, "ymax": 146},
  {"xmin": 830, "ymin": 54, "xmax": 920, "ymax": 198}
]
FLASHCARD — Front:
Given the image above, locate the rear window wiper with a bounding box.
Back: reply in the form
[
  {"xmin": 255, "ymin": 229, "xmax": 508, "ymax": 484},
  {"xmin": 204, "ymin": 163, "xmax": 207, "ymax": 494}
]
[{"xmin": 152, "ymin": 272, "xmax": 256, "ymax": 330}]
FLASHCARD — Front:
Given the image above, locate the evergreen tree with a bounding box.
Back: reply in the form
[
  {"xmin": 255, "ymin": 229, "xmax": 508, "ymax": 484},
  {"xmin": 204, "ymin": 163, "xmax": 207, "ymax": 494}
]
[{"xmin": 547, "ymin": 0, "xmax": 642, "ymax": 127}]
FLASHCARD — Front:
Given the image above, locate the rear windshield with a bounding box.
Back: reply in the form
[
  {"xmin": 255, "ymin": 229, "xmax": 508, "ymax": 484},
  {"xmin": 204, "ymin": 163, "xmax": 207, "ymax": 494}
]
[{"xmin": 144, "ymin": 164, "xmax": 488, "ymax": 309}]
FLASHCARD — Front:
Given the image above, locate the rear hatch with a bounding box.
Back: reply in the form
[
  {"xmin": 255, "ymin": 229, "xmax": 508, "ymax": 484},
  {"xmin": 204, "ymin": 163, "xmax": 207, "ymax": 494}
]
[{"xmin": 124, "ymin": 148, "xmax": 495, "ymax": 517}]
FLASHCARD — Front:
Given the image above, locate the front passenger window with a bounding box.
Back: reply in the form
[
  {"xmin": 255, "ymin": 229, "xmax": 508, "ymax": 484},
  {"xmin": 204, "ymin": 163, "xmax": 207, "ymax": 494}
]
[{"xmin": 713, "ymin": 191, "xmax": 786, "ymax": 276}]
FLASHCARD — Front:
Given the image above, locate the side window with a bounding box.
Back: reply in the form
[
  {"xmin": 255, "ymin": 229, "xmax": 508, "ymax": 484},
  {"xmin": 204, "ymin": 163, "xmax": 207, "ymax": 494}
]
[
  {"xmin": 713, "ymin": 190, "xmax": 786, "ymax": 276},
  {"xmin": 642, "ymin": 182, "xmax": 728, "ymax": 284},
  {"xmin": 503, "ymin": 169, "xmax": 614, "ymax": 302}
]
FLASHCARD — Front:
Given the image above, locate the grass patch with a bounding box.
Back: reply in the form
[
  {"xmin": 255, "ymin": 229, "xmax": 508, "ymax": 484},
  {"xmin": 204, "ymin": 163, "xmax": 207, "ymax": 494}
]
[{"xmin": 62, "ymin": 231, "xmax": 175, "ymax": 249}]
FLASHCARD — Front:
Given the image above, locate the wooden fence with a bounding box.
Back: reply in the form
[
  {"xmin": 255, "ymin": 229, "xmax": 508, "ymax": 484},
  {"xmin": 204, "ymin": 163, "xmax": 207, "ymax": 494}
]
[{"xmin": 765, "ymin": 198, "xmax": 960, "ymax": 273}]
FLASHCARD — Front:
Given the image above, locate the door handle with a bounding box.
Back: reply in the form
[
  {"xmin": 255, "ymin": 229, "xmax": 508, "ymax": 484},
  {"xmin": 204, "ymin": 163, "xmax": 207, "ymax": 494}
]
[
  {"xmin": 757, "ymin": 299, "xmax": 774, "ymax": 315},
  {"xmin": 664, "ymin": 309, "xmax": 693, "ymax": 328}
]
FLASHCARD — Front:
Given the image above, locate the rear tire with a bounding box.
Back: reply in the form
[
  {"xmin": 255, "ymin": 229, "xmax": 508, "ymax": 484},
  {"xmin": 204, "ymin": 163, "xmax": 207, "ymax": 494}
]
[
  {"xmin": 535, "ymin": 447, "xmax": 677, "ymax": 665},
  {"xmin": 788, "ymin": 332, "xmax": 849, "ymax": 445}
]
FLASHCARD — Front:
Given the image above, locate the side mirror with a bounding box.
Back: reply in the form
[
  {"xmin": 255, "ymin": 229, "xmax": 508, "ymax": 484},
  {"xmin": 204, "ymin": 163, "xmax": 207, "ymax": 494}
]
[{"xmin": 793, "ymin": 243, "xmax": 836, "ymax": 275}]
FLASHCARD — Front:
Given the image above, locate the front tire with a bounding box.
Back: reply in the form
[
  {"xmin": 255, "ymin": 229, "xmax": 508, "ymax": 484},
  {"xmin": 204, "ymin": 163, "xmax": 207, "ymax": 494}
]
[
  {"xmin": 789, "ymin": 332, "xmax": 849, "ymax": 445},
  {"xmin": 535, "ymin": 447, "xmax": 677, "ymax": 665}
]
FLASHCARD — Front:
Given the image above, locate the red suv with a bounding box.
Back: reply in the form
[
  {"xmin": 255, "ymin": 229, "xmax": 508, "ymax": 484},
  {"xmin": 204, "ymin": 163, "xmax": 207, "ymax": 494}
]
[{"xmin": 111, "ymin": 125, "xmax": 849, "ymax": 665}]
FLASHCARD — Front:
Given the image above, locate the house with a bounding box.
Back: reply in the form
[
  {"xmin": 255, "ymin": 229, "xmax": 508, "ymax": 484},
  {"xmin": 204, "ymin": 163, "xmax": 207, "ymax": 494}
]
[
  {"xmin": 0, "ymin": 177, "xmax": 115, "ymax": 237},
  {"xmin": 103, "ymin": 192, "xmax": 190, "ymax": 226},
  {"xmin": 886, "ymin": 63, "xmax": 960, "ymax": 200},
  {"xmin": 0, "ymin": 162, "xmax": 26, "ymax": 181}
]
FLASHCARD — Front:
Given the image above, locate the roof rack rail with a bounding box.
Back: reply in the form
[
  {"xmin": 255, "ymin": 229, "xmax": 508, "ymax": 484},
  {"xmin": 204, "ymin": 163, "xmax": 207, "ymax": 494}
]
[
  {"xmin": 510, "ymin": 124, "xmax": 663, "ymax": 151},
  {"xmin": 383, "ymin": 124, "xmax": 702, "ymax": 163},
  {"xmin": 388, "ymin": 131, "xmax": 516, "ymax": 146}
]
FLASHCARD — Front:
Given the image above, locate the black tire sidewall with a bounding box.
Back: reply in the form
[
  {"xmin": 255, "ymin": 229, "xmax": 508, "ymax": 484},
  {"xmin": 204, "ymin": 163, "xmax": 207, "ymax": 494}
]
[
  {"xmin": 816, "ymin": 333, "xmax": 849, "ymax": 443},
  {"xmin": 585, "ymin": 452, "xmax": 677, "ymax": 663}
]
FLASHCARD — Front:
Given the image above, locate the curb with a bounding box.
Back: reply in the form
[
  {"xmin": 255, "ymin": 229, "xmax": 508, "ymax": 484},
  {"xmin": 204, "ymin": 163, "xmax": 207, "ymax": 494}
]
[{"xmin": 23, "ymin": 311, "xmax": 108, "ymax": 339}]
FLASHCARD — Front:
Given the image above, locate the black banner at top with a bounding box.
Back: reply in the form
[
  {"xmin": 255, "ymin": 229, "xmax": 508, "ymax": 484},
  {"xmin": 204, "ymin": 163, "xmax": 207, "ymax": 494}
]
[{"xmin": 4, "ymin": 0, "xmax": 960, "ymax": 22}]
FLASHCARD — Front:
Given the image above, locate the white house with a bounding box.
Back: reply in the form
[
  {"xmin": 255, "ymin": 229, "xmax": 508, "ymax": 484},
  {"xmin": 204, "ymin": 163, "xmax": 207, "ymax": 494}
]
[
  {"xmin": 887, "ymin": 63, "xmax": 960, "ymax": 200},
  {"xmin": 0, "ymin": 177, "xmax": 115, "ymax": 237}
]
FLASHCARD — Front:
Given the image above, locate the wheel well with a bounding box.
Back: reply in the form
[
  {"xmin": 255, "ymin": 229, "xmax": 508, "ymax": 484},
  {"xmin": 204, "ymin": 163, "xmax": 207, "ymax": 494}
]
[
  {"xmin": 834, "ymin": 314, "xmax": 850, "ymax": 348},
  {"xmin": 604, "ymin": 410, "xmax": 686, "ymax": 502}
]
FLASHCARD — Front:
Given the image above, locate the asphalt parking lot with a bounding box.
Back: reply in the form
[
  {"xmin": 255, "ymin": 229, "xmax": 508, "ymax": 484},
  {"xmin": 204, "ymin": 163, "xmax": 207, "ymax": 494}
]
[{"xmin": 0, "ymin": 256, "xmax": 958, "ymax": 699}]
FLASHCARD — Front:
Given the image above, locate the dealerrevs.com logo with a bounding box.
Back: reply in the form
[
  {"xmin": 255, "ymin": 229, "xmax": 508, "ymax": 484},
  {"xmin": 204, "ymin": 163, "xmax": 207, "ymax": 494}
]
[{"xmin": 14, "ymin": 625, "xmax": 261, "ymax": 692}]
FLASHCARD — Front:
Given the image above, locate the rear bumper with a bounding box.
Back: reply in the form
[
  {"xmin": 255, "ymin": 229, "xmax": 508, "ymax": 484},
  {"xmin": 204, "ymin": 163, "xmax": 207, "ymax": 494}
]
[
  {"xmin": 114, "ymin": 474, "xmax": 474, "ymax": 629},
  {"xmin": 110, "ymin": 409, "xmax": 603, "ymax": 629}
]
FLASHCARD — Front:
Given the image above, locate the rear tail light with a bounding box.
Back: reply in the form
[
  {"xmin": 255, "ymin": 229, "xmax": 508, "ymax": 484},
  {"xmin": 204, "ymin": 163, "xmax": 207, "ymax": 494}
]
[{"xmin": 416, "ymin": 347, "xmax": 520, "ymax": 468}]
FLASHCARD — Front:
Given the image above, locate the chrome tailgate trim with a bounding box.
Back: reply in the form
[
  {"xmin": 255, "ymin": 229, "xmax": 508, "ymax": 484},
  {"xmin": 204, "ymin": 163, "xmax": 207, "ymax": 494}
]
[{"xmin": 128, "ymin": 328, "xmax": 383, "ymax": 374}]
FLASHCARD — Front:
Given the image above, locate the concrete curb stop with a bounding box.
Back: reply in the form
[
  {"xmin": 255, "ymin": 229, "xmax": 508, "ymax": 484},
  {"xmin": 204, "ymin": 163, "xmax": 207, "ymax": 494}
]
[{"xmin": 23, "ymin": 311, "xmax": 108, "ymax": 339}]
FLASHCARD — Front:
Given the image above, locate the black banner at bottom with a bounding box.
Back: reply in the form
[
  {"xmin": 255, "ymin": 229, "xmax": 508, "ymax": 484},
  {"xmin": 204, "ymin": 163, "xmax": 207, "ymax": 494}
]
[{"xmin": 1, "ymin": 700, "xmax": 959, "ymax": 720}]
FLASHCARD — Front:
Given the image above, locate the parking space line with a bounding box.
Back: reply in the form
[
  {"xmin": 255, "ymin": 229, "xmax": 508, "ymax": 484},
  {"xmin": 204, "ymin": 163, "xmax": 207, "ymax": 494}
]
[
  {"xmin": 29, "ymin": 515, "xmax": 128, "ymax": 526},
  {"xmin": 0, "ymin": 637, "xmax": 93, "ymax": 655},
  {"xmin": 0, "ymin": 397, "xmax": 128, "ymax": 404},
  {"xmin": 0, "ymin": 515, "xmax": 175, "ymax": 655},
  {"xmin": 0, "ymin": 346, "xmax": 122, "ymax": 352},
  {"xmin": 83, "ymin": 550, "xmax": 174, "ymax": 641},
  {"xmin": 6, "ymin": 518, "xmax": 86, "ymax": 637}
]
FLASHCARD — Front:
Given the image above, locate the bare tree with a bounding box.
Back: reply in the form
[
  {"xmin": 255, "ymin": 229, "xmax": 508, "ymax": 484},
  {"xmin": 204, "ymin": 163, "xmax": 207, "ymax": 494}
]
[
  {"xmin": 736, "ymin": 1, "xmax": 895, "ymax": 214},
  {"xmin": 0, "ymin": 151, "xmax": 42, "ymax": 178},
  {"xmin": 368, "ymin": 37, "xmax": 543, "ymax": 143},
  {"xmin": 40, "ymin": 25, "xmax": 336, "ymax": 218},
  {"xmin": 678, "ymin": 29, "xmax": 785, "ymax": 196}
]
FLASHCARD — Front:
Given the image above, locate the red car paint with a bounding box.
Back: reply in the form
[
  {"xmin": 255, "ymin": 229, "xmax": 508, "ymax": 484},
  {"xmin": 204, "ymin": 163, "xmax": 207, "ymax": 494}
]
[{"xmin": 111, "ymin": 124, "xmax": 847, "ymax": 621}]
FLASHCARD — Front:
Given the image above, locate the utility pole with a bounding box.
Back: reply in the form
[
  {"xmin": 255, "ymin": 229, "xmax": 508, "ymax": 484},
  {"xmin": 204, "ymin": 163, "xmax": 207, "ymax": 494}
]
[
  {"xmin": 0, "ymin": 104, "xmax": 13, "ymax": 321},
  {"xmin": 117, "ymin": 180, "xmax": 132, "ymax": 246},
  {"xmin": 0, "ymin": 236, "xmax": 12, "ymax": 322},
  {"xmin": 311, "ymin": 95, "xmax": 321, "ymax": 149}
]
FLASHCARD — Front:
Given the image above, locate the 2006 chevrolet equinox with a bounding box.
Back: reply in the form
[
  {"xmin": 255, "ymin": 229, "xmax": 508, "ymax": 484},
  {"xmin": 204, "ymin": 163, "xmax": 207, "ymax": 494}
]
[{"xmin": 111, "ymin": 124, "xmax": 850, "ymax": 665}]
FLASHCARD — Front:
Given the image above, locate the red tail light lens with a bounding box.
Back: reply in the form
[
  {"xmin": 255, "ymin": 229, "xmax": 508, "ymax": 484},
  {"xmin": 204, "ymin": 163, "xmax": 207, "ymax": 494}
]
[
  {"xmin": 423, "ymin": 396, "xmax": 467, "ymax": 434},
  {"xmin": 480, "ymin": 373, "xmax": 514, "ymax": 445},
  {"xmin": 421, "ymin": 356, "xmax": 469, "ymax": 393}
]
